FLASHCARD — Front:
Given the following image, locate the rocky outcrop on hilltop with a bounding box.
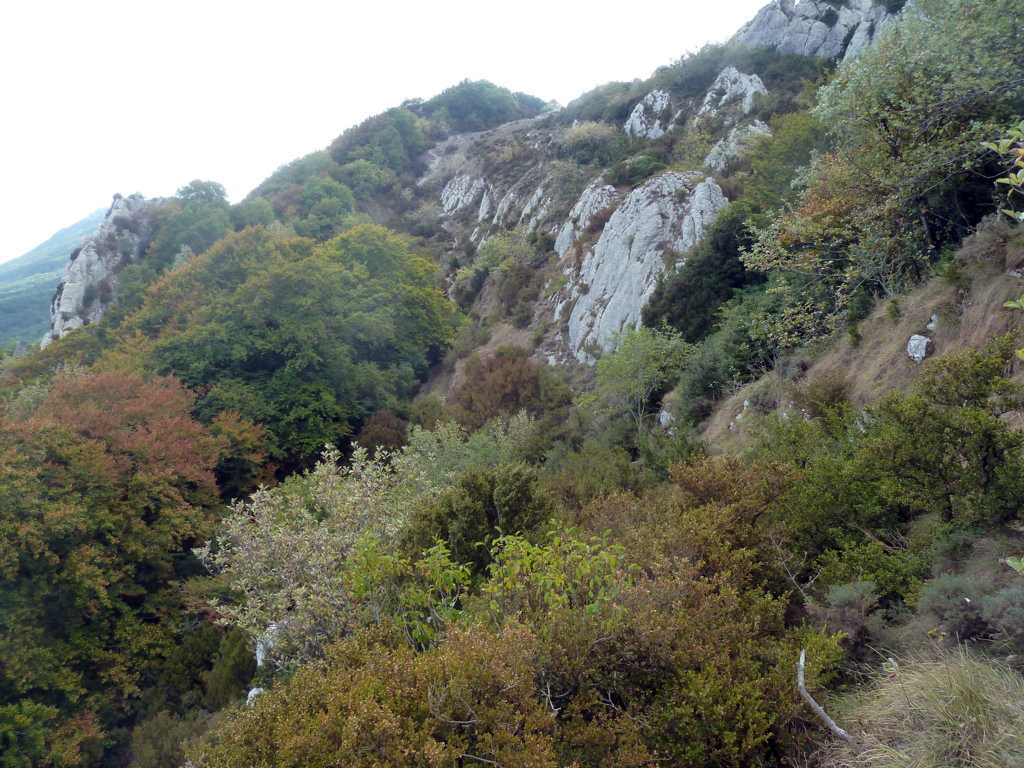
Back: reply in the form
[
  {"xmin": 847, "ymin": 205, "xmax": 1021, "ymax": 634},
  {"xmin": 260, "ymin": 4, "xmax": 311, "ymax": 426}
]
[
  {"xmin": 732, "ymin": 0, "xmax": 903, "ymax": 60},
  {"xmin": 42, "ymin": 193, "xmax": 162, "ymax": 347}
]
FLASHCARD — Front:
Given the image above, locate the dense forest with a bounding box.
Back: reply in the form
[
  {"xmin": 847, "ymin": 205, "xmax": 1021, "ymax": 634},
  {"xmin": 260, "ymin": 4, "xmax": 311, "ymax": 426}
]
[{"xmin": 2, "ymin": 1, "xmax": 1024, "ymax": 766}]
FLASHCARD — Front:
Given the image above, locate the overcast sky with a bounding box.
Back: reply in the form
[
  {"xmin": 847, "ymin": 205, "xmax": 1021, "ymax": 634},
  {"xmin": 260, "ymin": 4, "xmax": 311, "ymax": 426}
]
[{"xmin": 0, "ymin": 0, "xmax": 767, "ymax": 264}]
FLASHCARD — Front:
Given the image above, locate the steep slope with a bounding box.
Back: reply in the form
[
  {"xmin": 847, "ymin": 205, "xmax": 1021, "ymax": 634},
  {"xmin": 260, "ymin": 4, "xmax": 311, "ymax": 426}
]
[
  {"xmin": 0, "ymin": 208, "xmax": 104, "ymax": 348},
  {"xmin": 397, "ymin": 46, "xmax": 826, "ymax": 388},
  {"xmin": 702, "ymin": 216, "xmax": 1024, "ymax": 452}
]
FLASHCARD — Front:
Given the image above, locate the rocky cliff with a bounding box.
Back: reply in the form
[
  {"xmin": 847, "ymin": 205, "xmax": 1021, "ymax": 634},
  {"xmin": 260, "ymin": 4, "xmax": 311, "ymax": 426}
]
[
  {"xmin": 412, "ymin": 58, "xmax": 774, "ymax": 374},
  {"xmin": 42, "ymin": 193, "xmax": 162, "ymax": 347},
  {"xmin": 561, "ymin": 173, "xmax": 727, "ymax": 362},
  {"xmin": 732, "ymin": 0, "xmax": 904, "ymax": 60}
]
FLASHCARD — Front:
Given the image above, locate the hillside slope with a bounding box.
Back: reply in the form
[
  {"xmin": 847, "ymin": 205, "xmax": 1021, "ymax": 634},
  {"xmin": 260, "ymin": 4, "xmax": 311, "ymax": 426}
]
[{"xmin": 702, "ymin": 216, "xmax": 1024, "ymax": 452}]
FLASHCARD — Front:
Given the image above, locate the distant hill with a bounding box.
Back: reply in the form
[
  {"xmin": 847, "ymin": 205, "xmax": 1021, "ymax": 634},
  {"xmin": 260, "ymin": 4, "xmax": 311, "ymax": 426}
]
[{"xmin": 0, "ymin": 208, "xmax": 105, "ymax": 348}]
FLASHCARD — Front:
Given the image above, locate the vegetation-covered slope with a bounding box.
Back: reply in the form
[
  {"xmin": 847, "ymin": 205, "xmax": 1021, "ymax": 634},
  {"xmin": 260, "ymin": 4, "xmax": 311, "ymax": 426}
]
[{"xmin": 2, "ymin": 1, "xmax": 1024, "ymax": 767}]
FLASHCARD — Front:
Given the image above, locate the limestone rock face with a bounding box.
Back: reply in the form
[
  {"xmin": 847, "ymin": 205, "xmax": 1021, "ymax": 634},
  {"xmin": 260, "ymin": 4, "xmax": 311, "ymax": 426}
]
[
  {"xmin": 42, "ymin": 193, "xmax": 161, "ymax": 347},
  {"xmin": 440, "ymin": 174, "xmax": 487, "ymax": 215},
  {"xmin": 565, "ymin": 173, "xmax": 728, "ymax": 361},
  {"xmin": 518, "ymin": 185, "xmax": 552, "ymax": 232},
  {"xmin": 624, "ymin": 90, "xmax": 671, "ymax": 139},
  {"xmin": 554, "ymin": 179, "xmax": 621, "ymax": 257},
  {"xmin": 704, "ymin": 120, "xmax": 771, "ymax": 171},
  {"xmin": 694, "ymin": 68, "xmax": 767, "ymax": 126},
  {"xmin": 732, "ymin": 0, "xmax": 901, "ymax": 61}
]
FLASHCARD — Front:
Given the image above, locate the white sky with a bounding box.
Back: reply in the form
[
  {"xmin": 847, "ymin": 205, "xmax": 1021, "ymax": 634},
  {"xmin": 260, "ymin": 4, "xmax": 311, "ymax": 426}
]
[{"xmin": 0, "ymin": 0, "xmax": 767, "ymax": 263}]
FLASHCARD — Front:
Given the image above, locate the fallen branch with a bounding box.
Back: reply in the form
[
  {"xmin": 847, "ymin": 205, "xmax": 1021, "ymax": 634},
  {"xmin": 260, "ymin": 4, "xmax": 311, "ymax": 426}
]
[{"xmin": 797, "ymin": 649, "xmax": 853, "ymax": 745}]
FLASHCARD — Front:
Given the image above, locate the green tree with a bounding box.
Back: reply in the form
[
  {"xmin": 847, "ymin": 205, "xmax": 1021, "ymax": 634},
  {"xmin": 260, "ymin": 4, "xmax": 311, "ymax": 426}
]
[
  {"xmin": 0, "ymin": 372, "xmax": 223, "ymax": 762},
  {"xmin": 581, "ymin": 326, "xmax": 691, "ymax": 438},
  {"xmin": 117, "ymin": 223, "xmax": 455, "ymax": 462}
]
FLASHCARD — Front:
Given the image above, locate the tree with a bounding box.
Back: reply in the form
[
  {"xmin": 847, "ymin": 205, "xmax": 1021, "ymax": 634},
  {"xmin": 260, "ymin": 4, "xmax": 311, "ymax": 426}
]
[
  {"xmin": 116, "ymin": 223, "xmax": 455, "ymax": 463},
  {"xmin": 582, "ymin": 326, "xmax": 691, "ymax": 438},
  {"xmin": 0, "ymin": 371, "xmax": 224, "ymax": 762}
]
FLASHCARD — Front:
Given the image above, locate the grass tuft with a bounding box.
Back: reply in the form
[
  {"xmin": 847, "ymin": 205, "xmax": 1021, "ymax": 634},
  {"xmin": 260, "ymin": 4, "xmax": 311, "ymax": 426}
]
[{"xmin": 822, "ymin": 649, "xmax": 1024, "ymax": 768}]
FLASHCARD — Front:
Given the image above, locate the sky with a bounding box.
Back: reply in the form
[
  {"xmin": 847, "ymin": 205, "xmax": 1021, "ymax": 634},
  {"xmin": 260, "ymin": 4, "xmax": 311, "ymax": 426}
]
[{"xmin": 0, "ymin": 0, "xmax": 768, "ymax": 264}]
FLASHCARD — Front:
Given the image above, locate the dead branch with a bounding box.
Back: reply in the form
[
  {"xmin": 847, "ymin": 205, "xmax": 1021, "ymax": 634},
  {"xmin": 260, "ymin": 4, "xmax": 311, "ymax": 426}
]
[{"xmin": 797, "ymin": 649, "xmax": 853, "ymax": 746}]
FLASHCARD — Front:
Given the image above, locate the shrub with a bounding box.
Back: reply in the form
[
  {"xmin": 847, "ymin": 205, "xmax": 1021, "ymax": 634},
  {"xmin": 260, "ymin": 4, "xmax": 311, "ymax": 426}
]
[
  {"xmin": 129, "ymin": 710, "xmax": 208, "ymax": 768},
  {"xmin": 192, "ymin": 624, "xmax": 558, "ymax": 768},
  {"xmin": 788, "ymin": 371, "xmax": 851, "ymax": 422},
  {"xmin": 356, "ymin": 409, "xmax": 408, "ymax": 457},
  {"xmin": 400, "ymin": 462, "xmax": 554, "ymax": 575},
  {"xmin": 604, "ymin": 156, "xmax": 667, "ymax": 187},
  {"xmin": 542, "ymin": 440, "xmax": 641, "ymax": 515},
  {"xmin": 813, "ymin": 581, "xmax": 880, "ymax": 653},
  {"xmin": 917, "ymin": 574, "xmax": 997, "ymax": 640},
  {"xmin": 980, "ymin": 585, "xmax": 1024, "ymax": 650},
  {"xmin": 445, "ymin": 345, "xmax": 571, "ymax": 432},
  {"xmin": 852, "ymin": 337, "xmax": 1024, "ymax": 526},
  {"xmin": 817, "ymin": 541, "xmax": 928, "ymax": 608},
  {"xmin": 556, "ymin": 121, "xmax": 625, "ymax": 165}
]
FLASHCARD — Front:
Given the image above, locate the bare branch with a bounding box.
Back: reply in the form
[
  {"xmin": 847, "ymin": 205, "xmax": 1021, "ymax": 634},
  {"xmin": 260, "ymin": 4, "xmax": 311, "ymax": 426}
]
[{"xmin": 797, "ymin": 649, "xmax": 853, "ymax": 745}]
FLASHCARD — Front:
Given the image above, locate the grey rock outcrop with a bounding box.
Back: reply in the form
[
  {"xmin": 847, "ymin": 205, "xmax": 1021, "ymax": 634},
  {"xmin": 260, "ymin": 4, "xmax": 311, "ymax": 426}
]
[
  {"xmin": 440, "ymin": 174, "xmax": 488, "ymax": 215},
  {"xmin": 732, "ymin": 0, "xmax": 902, "ymax": 61},
  {"xmin": 554, "ymin": 179, "xmax": 621, "ymax": 257},
  {"xmin": 564, "ymin": 173, "xmax": 728, "ymax": 361},
  {"xmin": 704, "ymin": 120, "xmax": 771, "ymax": 171},
  {"xmin": 693, "ymin": 68, "xmax": 766, "ymax": 126},
  {"xmin": 518, "ymin": 185, "xmax": 552, "ymax": 232},
  {"xmin": 907, "ymin": 334, "xmax": 930, "ymax": 363},
  {"xmin": 624, "ymin": 90, "xmax": 672, "ymax": 139},
  {"xmin": 42, "ymin": 193, "xmax": 162, "ymax": 347}
]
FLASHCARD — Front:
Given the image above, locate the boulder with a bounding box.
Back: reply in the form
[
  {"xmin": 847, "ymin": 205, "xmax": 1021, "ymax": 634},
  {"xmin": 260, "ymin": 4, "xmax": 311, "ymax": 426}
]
[{"xmin": 907, "ymin": 333, "xmax": 930, "ymax": 363}]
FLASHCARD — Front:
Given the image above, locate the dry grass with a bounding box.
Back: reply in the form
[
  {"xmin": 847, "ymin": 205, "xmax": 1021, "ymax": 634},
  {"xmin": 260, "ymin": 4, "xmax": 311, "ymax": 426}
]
[
  {"xmin": 820, "ymin": 649, "xmax": 1024, "ymax": 768},
  {"xmin": 704, "ymin": 218, "xmax": 1024, "ymax": 453}
]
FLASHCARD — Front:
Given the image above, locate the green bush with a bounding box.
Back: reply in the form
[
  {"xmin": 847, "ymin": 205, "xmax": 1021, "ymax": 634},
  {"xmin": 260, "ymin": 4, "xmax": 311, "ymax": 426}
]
[
  {"xmin": 401, "ymin": 463, "xmax": 554, "ymax": 575},
  {"xmin": 192, "ymin": 624, "xmax": 558, "ymax": 768},
  {"xmin": 418, "ymin": 79, "xmax": 542, "ymax": 133},
  {"xmin": 542, "ymin": 440, "xmax": 640, "ymax": 514},
  {"xmin": 814, "ymin": 581, "xmax": 880, "ymax": 652},
  {"xmin": 980, "ymin": 585, "xmax": 1024, "ymax": 650},
  {"xmin": 604, "ymin": 155, "xmax": 666, "ymax": 187},
  {"xmin": 917, "ymin": 574, "xmax": 997, "ymax": 640}
]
